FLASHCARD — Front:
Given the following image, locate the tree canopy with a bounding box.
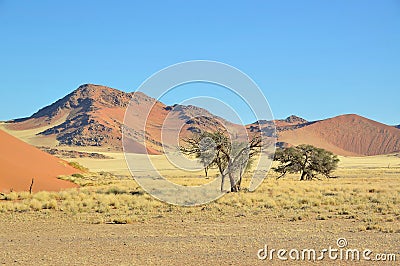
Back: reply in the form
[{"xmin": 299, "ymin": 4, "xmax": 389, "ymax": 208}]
[
  {"xmin": 273, "ymin": 144, "xmax": 339, "ymax": 180},
  {"xmin": 180, "ymin": 131, "xmax": 261, "ymax": 192}
]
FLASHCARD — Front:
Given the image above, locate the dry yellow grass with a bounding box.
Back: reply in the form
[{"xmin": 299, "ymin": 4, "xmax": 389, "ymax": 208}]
[{"xmin": 1, "ymin": 153, "xmax": 399, "ymax": 233}]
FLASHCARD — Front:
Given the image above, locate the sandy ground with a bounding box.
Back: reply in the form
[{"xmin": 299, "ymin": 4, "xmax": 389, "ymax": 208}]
[
  {"xmin": 0, "ymin": 213, "xmax": 398, "ymax": 265},
  {"xmin": 65, "ymin": 151, "xmax": 400, "ymax": 176}
]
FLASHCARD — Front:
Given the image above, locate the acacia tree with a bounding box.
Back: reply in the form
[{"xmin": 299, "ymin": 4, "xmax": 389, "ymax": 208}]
[
  {"xmin": 180, "ymin": 131, "xmax": 261, "ymax": 192},
  {"xmin": 231, "ymin": 142, "xmax": 257, "ymax": 189},
  {"xmin": 197, "ymin": 136, "xmax": 216, "ymax": 178},
  {"xmin": 273, "ymin": 144, "xmax": 339, "ymax": 180}
]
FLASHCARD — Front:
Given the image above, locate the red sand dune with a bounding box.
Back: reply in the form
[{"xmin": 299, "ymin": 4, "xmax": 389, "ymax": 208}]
[
  {"xmin": 278, "ymin": 114, "xmax": 400, "ymax": 156},
  {"xmin": 0, "ymin": 130, "xmax": 79, "ymax": 193}
]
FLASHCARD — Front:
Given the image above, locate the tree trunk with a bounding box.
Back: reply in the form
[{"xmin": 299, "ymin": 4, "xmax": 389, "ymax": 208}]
[
  {"xmin": 204, "ymin": 167, "xmax": 208, "ymax": 178},
  {"xmin": 228, "ymin": 172, "xmax": 238, "ymax": 192},
  {"xmin": 237, "ymin": 175, "xmax": 242, "ymax": 191},
  {"xmin": 300, "ymin": 171, "xmax": 307, "ymax": 181},
  {"xmin": 29, "ymin": 178, "xmax": 34, "ymax": 194},
  {"xmin": 220, "ymin": 174, "xmax": 225, "ymax": 191},
  {"xmin": 300, "ymin": 153, "xmax": 309, "ymax": 181},
  {"xmin": 237, "ymin": 165, "xmax": 244, "ymax": 191}
]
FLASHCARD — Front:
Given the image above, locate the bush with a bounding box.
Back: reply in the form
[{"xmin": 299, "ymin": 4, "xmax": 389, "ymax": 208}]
[
  {"xmin": 4, "ymin": 192, "xmax": 19, "ymax": 201},
  {"xmin": 68, "ymin": 161, "xmax": 89, "ymax": 172}
]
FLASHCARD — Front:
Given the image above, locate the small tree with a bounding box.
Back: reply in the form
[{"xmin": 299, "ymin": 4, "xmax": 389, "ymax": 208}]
[
  {"xmin": 198, "ymin": 134, "xmax": 218, "ymax": 178},
  {"xmin": 180, "ymin": 131, "xmax": 261, "ymax": 192},
  {"xmin": 273, "ymin": 144, "xmax": 339, "ymax": 180}
]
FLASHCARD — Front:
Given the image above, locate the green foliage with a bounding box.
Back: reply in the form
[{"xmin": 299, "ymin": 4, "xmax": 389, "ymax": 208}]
[
  {"xmin": 180, "ymin": 131, "xmax": 261, "ymax": 191},
  {"xmin": 68, "ymin": 161, "xmax": 89, "ymax": 172},
  {"xmin": 71, "ymin": 173, "xmax": 84, "ymax": 178},
  {"xmin": 273, "ymin": 144, "xmax": 339, "ymax": 180},
  {"xmin": 180, "ymin": 131, "xmax": 229, "ymax": 174}
]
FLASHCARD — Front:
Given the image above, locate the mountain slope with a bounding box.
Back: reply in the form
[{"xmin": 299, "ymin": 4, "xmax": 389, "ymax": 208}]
[
  {"xmin": 4, "ymin": 84, "xmax": 400, "ymax": 156},
  {"xmin": 278, "ymin": 114, "xmax": 400, "ymax": 156},
  {"xmin": 0, "ymin": 129, "xmax": 79, "ymax": 193},
  {"xmin": 8, "ymin": 84, "xmax": 134, "ymax": 150},
  {"xmin": 5, "ymin": 84, "xmax": 245, "ymax": 154}
]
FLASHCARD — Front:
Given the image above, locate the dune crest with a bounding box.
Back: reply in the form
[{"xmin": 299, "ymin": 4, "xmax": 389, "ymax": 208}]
[{"xmin": 278, "ymin": 114, "xmax": 400, "ymax": 156}]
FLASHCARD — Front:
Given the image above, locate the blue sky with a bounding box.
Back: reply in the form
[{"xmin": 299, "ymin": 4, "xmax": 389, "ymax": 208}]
[{"xmin": 0, "ymin": 1, "xmax": 399, "ymax": 125}]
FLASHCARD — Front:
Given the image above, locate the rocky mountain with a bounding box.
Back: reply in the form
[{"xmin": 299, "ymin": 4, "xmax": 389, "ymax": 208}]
[
  {"xmin": 8, "ymin": 84, "xmax": 134, "ymax": 150},
  {"xmin": 280, "ymin": 115, "xmax": 308, "ymax": 125},
  {"xmin": 247, "ymin": 115, "xmax": 310, "ymax": 137},
  {"xmin": 4, "ymin": 84, "xmax": 400, "ymax": 156},
  {"xmin": 6, "ymin": 84, "xmax": 245, "ymax": 154}
]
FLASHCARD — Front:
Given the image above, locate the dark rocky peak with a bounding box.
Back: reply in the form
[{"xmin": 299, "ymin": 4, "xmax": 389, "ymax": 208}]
[{"xmin": 283, "ymin": 115, "xmax": 308, "ymax": 124}]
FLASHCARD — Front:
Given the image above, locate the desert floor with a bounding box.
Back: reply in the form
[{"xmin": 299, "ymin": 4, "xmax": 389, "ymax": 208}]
[
  {"xmin": 1, "ymin": 213, "xmax": 399, "ymax": 265},
  {"xmin": 1, "ymin": 152, "xmax": 399, "ymax": 265}
]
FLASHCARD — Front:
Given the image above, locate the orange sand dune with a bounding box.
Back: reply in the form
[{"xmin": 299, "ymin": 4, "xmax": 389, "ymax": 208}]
[
  {"xmin": 279, "ymin": 114, "xmax": 400, "ymax": 156},
  {"xmin": 0, "ymin": 130, "xmax": 79, "ymax": 193}
]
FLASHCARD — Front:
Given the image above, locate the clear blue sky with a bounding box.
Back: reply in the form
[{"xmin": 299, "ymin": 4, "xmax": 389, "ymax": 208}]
[{"xmin": 0, "ymin": 1, "xmax": 399, "ymax": 125}]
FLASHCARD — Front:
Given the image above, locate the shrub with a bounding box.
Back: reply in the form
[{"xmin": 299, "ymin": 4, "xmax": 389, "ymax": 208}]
[{"xmin": 68, "ymin": 161, "xmax": 89, "ymax": 172}]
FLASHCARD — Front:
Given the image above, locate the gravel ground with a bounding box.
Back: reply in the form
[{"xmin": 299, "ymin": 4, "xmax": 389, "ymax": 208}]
[{"xmin": 0, "ymin": 213, "xmax": 398, "ymax": 265}]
